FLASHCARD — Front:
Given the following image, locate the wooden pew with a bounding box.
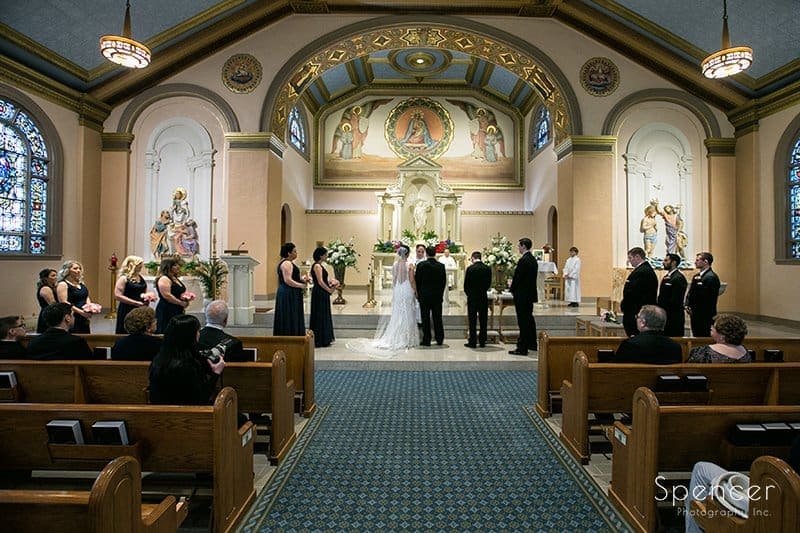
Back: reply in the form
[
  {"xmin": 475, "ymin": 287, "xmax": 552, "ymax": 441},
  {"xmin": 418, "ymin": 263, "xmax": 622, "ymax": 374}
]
[
  {"xmin": 0, "ymin": 353, "xmax": 296, "ymax": 464},
  {"xmin": 0, "ymin": 455, "xmax": 187, "ymax": 533},
  {"xmin": 535, "ymin": 332, "xmax": 800, "ymax": 418},
  {"xmin": 0, "ymin": 387, "xmax": 254, "ymax": 533},
  {"xmin": 560, "ymin": 352, "xmax": 800, "ymax": 463},
  {"xmin": 608, "ymin": 387, "xmax": 800, "ymax": 533},
  {"xmin": 691, "ymin": 455, "xmax": 800, "ymax": 532}
]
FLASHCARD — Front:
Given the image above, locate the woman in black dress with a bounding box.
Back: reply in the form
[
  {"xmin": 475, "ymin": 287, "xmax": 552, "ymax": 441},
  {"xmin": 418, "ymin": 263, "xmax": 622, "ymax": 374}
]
[
  {"xmin": 149, "ymin": 314, "xmax": 225, "ymax": 405},
  {"xmin": 35, "ymin": 268, "xmax": 57, "ymax": 333},
  {"xmin": 273, "ymin": 242, "xmax": 308, "ymax": 336},
  {"xmin": 114, "ymin": 255, "xmax": 149, "ymax": 334},
  {"xmin": 309, "ymin": 246, "xmax": 337, "ymax": 347},
  {"xmin": 155, "ymin": 257, "xmax": 189, "ymax": 333},
  {"xmin": 56, "ymin": 260, "xmax": 94, "ymax": 333}
]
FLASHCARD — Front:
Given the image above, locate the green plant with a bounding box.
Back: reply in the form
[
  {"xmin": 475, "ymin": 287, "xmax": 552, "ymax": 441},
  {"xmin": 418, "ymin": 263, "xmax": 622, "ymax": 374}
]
[
  {"xmin": 144, "ymin": 260, "xmax": 160, "ymax": 275},
  {"xmin": 192, "ymin": 258, "xmax": 228, "ymax": 299},
  {"xmin": 401, "ymin": 229, "xmax": 417, "ymax": 243}
]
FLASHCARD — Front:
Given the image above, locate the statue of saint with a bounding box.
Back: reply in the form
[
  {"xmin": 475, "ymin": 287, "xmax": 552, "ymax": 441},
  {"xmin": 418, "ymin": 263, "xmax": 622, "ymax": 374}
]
[
  {"xmin": 149, "ymin": 210, "xmax": 171, "ymax": 259},
  {"xmin": 412, "ymin": 199, "xmax": 430, "ymax": 236},
  {"xmin": 639, "ymin": 205, "xmax": 658, "ymax": 257},
  {"xmin": 651, "ymin": 200, "xmax": 684, "ymax": 256}
]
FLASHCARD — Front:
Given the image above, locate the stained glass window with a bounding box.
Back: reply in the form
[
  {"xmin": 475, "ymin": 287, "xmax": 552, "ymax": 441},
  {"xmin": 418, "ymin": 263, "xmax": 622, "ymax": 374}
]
[
  {"xmin": 529, "ymin": 105, "xmax": 551, "ymax": 159},
  {"xmin": 0, "ymin": 97, "xmax": 50, "ymax": 255},
  {"xmin": 288, "ymin": 105, "xmax": 308, "ymax": 158},
  {"xmin": 789, "ymin": 136, "xmax": 800, "ymax": 259}
]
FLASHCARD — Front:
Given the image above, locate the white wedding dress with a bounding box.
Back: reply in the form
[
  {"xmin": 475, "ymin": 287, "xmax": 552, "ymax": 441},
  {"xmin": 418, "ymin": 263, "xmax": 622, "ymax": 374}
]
[{"xmin": 347, "ymin": 256, "xmax": 418, "ymax": 355}]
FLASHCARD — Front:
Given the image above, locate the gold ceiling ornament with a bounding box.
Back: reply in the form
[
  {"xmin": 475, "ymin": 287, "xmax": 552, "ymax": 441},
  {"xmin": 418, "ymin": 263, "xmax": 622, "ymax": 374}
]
[
  {"xmin": 701, "ymin": 0, "xmax": 753, "ymax": 79},
  {"xmin": 99, "ymin": 0, "xmax": 151, "ymax": 69},
  {"xmin": 221, "ymin": 54, "xmax": 262, "ymax": 94}
]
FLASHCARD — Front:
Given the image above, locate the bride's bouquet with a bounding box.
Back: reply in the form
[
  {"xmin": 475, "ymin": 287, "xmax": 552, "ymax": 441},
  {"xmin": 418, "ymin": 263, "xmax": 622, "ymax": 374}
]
[{"xmin": 326, "ymin": 237, "xmax": 359, "ymax": 271}]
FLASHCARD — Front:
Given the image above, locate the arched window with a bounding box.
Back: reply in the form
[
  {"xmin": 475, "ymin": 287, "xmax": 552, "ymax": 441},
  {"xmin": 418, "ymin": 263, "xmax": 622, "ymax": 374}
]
[
  {"xmin": 0, "ymin": 96, "xmax": 54, "ymax": 255},
  {"xmin": 528, "ymin": 105, "xmax": 551, "ymax": 159},
  {"xmin": 788, "ymin": 136, "xmax": 800, "ymax": 258},
  {"xmin": 288, "ymin": 105, "xmax": 309, "ymax": 159}
]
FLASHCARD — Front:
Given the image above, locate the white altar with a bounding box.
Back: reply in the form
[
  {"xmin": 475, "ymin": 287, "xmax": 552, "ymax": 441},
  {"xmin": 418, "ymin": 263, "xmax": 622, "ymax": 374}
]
[{"xmin": 537, "ymin": 261, "xmax": 558, "ymax": 307}]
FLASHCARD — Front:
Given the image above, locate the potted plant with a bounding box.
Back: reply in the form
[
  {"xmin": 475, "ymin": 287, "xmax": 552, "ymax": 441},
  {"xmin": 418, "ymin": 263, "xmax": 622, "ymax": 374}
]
[
  {"xmin": 191, "ymin": 257, "xmax": 228, "ymax": 300},
  {"xmin": 326, "ymin": 237, "xmax": 359, "ymax": 304},
  {"xmin": 483, "ymin": 233, "xmax": 517, "ymax": 292}
]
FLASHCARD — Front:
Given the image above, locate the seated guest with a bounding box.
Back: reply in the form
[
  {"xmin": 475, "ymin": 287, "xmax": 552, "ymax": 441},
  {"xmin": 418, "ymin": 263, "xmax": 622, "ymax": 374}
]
[
  {"xmin": 0, "ymin": 316, "xmax": 27, "ymax": 358},
  {"xmin": 687, "ymin": 314, "xmax": 751, "ymax": 363},
  {"xmin": 198, "ymin": 300, "xmax": 246, "ymax": 361},
  {"xmin": 612, "ymin": 305, "xmax": 682, "ymax": 364},
  {"xmin": 27, "ymin": 303, "xmax": 92, "ymax": 360},
  {"xmin": 149, "ymin": 314, "xmax": 225, "ymax": 405},
  {"xmin": 111, "ymin": 306, "xmax": 162, "ymax": 361}
]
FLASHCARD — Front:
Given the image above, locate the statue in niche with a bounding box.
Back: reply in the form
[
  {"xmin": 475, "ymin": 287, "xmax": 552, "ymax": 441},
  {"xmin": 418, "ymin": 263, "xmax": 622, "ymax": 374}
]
[
  {"xmin": 651, "ymin": 199, "xmax": 686, "ymax": 257},
  {"xmin": 412, "ymin": 199, "xmax": 431, "ymax": 236},
  {"xmin": 639, "ymin": 205, "xmax": 658, "ymax": 258},
  {"xmin": 149, "ymin": 209, "xmax": 172, "ymax": 260},
  {"xmin": 149, "ymin": 187, "xmax": 199, "ymax": 259}
]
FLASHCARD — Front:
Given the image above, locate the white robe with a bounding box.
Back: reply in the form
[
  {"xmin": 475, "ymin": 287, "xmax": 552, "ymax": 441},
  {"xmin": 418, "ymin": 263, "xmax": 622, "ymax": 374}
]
[{"xmin": 563, "ymin": 256, "xmax": 581, "ymax": 303}]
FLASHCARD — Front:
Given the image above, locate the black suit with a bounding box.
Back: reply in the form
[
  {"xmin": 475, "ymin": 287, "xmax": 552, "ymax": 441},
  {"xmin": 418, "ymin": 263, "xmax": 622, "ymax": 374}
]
[
  {"xmin": 464, "ymin": 260, "xmax": 492, "ymax": 346},
  {"xmin": 111, "ymin": 334, "xmax": 162, "ymax": 361},
  {"xmin": 27, "ymin": 328, "xmax": 92, "ymax": 360},
  {"xmin": 657, "ymin": 269, "xmax": 688, "ymax": 337},
  {"xmin": 0, "ymin": 341, "xmax": 27, "ymax": 359},
  {"xmin": 612, "ymin": 330, "xmax": 683, "ymax": 364},
  {"xmin": 198, "ymin": 326, "xmax": 247, "ymax": 361},
  {"xmin": 621, "ymin": 262, "xmax": 658, "ymax": 336},
  {"xmin": 510, "ymin": 251, "xmax": 538, "ymax": 352},
  {"xmin": 414, "ymin": 257, "xmax": 446, "ymax": 345},
  {"xmin": 686, "ymin": 268, "xmax": 721, "ymax": 337}
]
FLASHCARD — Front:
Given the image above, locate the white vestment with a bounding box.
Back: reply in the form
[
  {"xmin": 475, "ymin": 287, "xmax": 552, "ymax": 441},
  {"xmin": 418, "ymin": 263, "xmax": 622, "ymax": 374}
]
[{"xmin": 563, "ymin": 256, "xmax": 581, "ymax": 303}]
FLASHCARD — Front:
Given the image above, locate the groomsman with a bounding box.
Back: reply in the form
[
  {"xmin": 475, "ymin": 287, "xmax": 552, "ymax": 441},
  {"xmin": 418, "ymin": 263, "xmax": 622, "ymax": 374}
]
[
  {"xmin": 657, "ymin": 253, "xmax": 688, "ymax": 337},
  {"xmin": 685, "ymin": 251, "xmax": 721, "ymax": 337},
  {"xmin": 509, "ymin": 237, "xmax": 538, "ymax": 355},
  {"xmin": 621, "ymin": 247, "xmax": 658, "ymax": 337},
  {"xmin": 414, "ymin": 246, "xmax": 447, "ymax": 346},
  {"xmin": 463, "ymin": 251, "xmax": 492, "ymax": 348}
]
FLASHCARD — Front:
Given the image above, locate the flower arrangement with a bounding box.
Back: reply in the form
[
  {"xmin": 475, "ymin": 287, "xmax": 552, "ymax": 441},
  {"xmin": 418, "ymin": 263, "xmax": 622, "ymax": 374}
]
[
  {"xmin": 82, "ymin": 302, "xmax": 102, "ymax": 314},
  {"xmin": 140, "ymin": 291, "xmax": 157, "ymax": 303},
  {"xmin": 326, "ymin": 237, "xmax": 359, "ymax": 271},
  {"xmin": 600, "ymin": 309, "xmax": 619, "ymax": 324},
  {"xmin": 374, "ymin": 239, "xmax": 405, "ymax": 253},
  {"xmin": 542, "ymin": 243, "xmax": 554, "ymax": 253},
  {"xmin": 192, "ymin": 258, "xmax": 228, "ymax": 299},
  {"xmin": 482, "ymin": 234, "xmax": 517, "ymax": 273},
  {"xmin": 181, "ymin": 291, "xmax": 196, "ymax": 302}
]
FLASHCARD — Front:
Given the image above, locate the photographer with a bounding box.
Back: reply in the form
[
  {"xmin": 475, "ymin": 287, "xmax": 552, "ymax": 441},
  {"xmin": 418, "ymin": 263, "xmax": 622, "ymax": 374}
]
[{"xmin": 148, "ymin": 314, "xmax": 227, "ymax": 405}]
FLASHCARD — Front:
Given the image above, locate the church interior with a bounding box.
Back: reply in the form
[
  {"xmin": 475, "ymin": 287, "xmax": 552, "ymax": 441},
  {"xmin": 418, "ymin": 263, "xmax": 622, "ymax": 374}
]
[{"xmin": 2, "ymin": 1, "xmax": 800, "ymax": 531}]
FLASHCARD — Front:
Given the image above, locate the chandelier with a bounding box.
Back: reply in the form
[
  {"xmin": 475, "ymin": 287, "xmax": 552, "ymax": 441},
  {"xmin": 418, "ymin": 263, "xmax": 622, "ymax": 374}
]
[
  {"xmin": 701, "ymin": 0, "xmax": 752, "ymax": 79},
  {"xmin": 99, "ymin": 0, "xmax": 151, "ymax": 69}
]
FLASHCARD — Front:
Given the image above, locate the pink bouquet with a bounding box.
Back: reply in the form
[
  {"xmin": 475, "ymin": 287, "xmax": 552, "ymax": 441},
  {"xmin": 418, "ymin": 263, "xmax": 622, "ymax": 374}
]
[
  {"xmin": 181, "ymin": 292, "xmax": 196, "ymax": 302},
  {"xmin": 82, "ymin": 302, "xmax": 102, "ymax": 314},
  {"xmin": 140, "ymin": 291, "xmax": 157, "ymax": 303}
]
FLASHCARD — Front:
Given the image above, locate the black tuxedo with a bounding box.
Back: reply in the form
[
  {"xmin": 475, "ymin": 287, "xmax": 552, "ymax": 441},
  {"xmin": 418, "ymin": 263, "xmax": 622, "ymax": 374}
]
[
  {"xmin": 0, "ymin": 340, "xmax": 27, "ymax": 359},
  {"xmin": 414, "ymin": 257, "xmax": 447, "ymax": 345},
  {"xmin": 686, "ymin": 268, "xmax": 721, "ymax": 337},
  {"xmin": 111, "ymin": 333, "xmax": 162, "ymax": 361},
  {"xmin": 510, "ymin": 251, "xmax": 538, "ymax": 352},
  {"xmin": 27, "ymin": 327, "xmax": 93, "ymax": 360},
  {"xmin": 198, "ymin": 326, "xmax": 247, "ymax": 361},
  {"xmin": 612, "ymin": 330, "xmax": 682, "ymax": 364},
  {"xmin": 464, "ymin": 260, "xmax": 492, "ymax": 346},
  {"xmin": 621, "ymin": 261, "xmax": 658, "ymax": 336},
  {"xmin": 657, "ymin": 269, "xmax": 688, "ymax": 337}
]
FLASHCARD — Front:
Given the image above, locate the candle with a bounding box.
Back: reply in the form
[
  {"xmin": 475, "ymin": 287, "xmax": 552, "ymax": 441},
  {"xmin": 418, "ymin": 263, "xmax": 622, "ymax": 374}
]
[{"xmin": 110, "ymin": 252, "xmax": 117, "ymax": 267}]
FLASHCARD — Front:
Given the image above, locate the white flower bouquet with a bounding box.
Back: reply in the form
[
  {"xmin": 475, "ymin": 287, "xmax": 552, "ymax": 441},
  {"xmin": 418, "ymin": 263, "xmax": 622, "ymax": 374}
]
[{"xmin": 326, "ymin": 237, "xmax": 359, "ymax": 271}]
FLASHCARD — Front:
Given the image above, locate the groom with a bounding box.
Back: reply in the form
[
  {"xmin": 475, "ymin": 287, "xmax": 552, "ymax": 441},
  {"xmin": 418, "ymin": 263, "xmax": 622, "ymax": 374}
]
[{"xmin": 414, "ymin": 246, "xmax": 447, "ymax": 346}]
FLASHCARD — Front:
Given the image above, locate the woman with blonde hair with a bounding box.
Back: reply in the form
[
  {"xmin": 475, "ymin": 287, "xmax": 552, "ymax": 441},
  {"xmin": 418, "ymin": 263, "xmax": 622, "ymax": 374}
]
[
  {"xmin": 56, "ymin": 260, "xmax": 96, "ymax": 333},
  {"xmin": 114, "ymin": 255, "xmax": 150, "ymax": 334}
]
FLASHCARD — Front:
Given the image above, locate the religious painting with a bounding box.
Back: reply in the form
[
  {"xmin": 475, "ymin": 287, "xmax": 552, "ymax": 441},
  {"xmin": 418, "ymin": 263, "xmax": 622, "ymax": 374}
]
[
  {"xmin": 221, "ymin": 54, "xmax": 262, "ymax": 94},
  {"xmin": 318, "ymin": 95, "xmax": 520, "ymax": 188},
  {"xmin": 580, "ymin": 57, "xmax": 619, "ymax": 97}
]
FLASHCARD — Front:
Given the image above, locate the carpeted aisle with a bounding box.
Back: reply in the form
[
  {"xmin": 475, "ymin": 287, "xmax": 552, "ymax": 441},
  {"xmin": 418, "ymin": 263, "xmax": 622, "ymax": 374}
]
[{"xmin": 240, "ymin": 370, "xmax": 629, "ymax": 531}]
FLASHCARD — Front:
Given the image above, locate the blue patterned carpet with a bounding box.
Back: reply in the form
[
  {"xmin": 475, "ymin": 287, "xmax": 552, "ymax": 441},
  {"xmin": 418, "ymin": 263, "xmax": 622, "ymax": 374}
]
[{"xmin": 240, "ymin": 370, "xmax": 630, "ymax": 532}]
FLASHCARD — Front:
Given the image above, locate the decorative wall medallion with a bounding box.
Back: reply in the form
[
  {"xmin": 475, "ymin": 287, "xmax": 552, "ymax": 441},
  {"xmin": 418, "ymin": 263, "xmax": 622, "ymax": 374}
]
[
  {"xmin": 384, "ymin": 97, "xmax": 453, "ymax": 160},
  {"xmin": 222, "ymin": 54, "xmax": 262, "ymax": 94},
  {"xmin": 580, "ymin": 57, "xmax": 619, "ymax": 97}
]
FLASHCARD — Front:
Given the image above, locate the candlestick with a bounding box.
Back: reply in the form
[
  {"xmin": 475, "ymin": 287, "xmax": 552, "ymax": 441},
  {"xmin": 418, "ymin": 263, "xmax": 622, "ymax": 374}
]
[{"xmin": 212, "ymin": 217, "xmax": 218, "ymax": 259}]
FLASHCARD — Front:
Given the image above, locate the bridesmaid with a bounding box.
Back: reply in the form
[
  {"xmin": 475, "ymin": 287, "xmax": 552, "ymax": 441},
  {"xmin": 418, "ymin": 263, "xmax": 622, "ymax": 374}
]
[
  {"xmin": 155, "ymin": 257, "xmax": 189, "ymax": 334},
  {"xmin": 273, "ymin": 242, "xmax": 308, "ymax": 336},
  {"xmin": 114, "ymin": 255, "xmax": 149, "ymax": 334},
  {"xmin": 56, "ymin": 260, "xmax": 94, "ymax": 333},
  {"xmin": 35, "ymin": 268, "xmax": 58, "ymax": 333},
  {"xmin": 309, "ymin": 246, "xmax": 337, "ymax": 347}
]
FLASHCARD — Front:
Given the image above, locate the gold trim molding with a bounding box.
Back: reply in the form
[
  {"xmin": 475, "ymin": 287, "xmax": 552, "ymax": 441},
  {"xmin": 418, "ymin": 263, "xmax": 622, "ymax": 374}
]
[
  {"xmin": 462, "ymin": 210, "xmax": 534, "ymax": 215},
  {"xmin": 101, "ymin": 133, "xmax": 135, "ymax": 152},
  {"xmin": 225, "ymin": 132, "xmax": 285, "ymax": 156},
  {"xmin": 306, "ymin": 210, "xmax": 377, "ymax": 215},
  {"xmin": 704, "ymin": 138, "xmax": 736, "ymax": 156}
]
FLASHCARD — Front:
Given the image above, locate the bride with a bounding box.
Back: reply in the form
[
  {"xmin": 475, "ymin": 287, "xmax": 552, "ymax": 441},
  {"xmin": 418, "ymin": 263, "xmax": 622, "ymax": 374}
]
[{"xmin": 347, "ymin": 245, "xmax": 419, "ymax": 354}]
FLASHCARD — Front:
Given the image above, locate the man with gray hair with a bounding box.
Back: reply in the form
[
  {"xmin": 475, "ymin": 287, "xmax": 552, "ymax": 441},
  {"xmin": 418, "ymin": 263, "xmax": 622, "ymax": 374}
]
[
  {"xmin": 611, "ymin": 305, "xmax": 682, "ymax": 364},
  {"xmin": 198, "ymin": 300, "xmax": 247, "ymax": 361}
]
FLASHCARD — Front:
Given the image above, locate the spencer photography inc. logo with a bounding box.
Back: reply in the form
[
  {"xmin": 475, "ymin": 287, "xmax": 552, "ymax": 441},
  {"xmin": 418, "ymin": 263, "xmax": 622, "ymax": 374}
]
[{"xmin": 655, "ymin": 473, "xmax": 775, "ymax": 520}]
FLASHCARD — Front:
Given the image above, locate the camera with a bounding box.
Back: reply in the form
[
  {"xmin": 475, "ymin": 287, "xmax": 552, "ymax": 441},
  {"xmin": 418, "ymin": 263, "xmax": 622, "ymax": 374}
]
[{"xmin": 200, "ymin": 337, "xmax": 238, "ymax": 364}]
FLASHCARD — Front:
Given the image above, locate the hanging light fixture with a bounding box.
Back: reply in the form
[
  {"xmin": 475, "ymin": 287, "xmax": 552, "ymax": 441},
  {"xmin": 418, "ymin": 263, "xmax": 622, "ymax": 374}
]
[
  {"xmin": 701, "ymin": 0, "xmax": 753, "ymax": 79},
  {"xmin": 99, "ymin": 0, "xmax": 151, "ymax": 69}
]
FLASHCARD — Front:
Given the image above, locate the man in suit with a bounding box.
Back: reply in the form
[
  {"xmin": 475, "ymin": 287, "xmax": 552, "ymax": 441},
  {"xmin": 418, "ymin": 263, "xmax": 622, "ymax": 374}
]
[
  {"xmin": 621, "ymin": 247, "xmax": 658, "ymax": 337},
  {"xmin": 685, "ymin": 251, "xmax": 721, "ymax": 337},
  {"xmin": 414, "ymin": 246, "xmax": 447, "ymax": 346},
  {"xmin": 509, "ymin": 237, "xmax": 538, "ymax": 355},
  {"xmin": 657, "ymin": 253, "xmax": 688, "ymax": 337},
  {"xmin": 463, "ymin": 251, "xmax": 492, "ymax": 348},
  {"xmin": 27, "ymin": 302, "xmax": 92, "ymax": 360},
  {"xmin": 199, "ymin": 300, "xmax": 246, "ymax": 361},
  {"xmin": 612, "ymin": 305, "xmax": 682, "ymax": 364},
  {"xmin": 0, "ymin": 315, "xmax": 27, "ymax": 358}
]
